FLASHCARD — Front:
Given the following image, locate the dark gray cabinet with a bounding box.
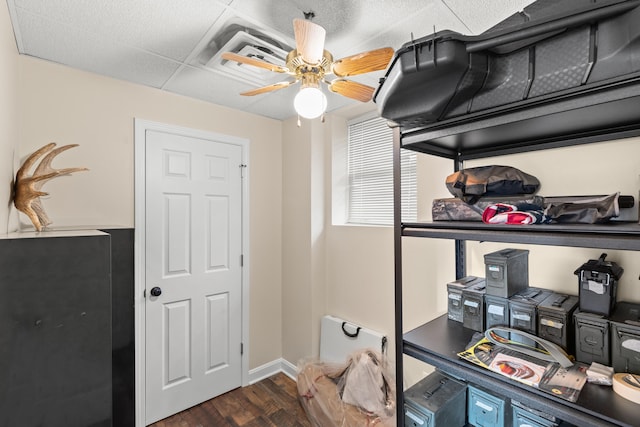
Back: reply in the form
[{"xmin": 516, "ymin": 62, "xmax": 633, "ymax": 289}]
[{"xmin": 0, "ymin": 231, "xmax": 112, "ymax": 427}]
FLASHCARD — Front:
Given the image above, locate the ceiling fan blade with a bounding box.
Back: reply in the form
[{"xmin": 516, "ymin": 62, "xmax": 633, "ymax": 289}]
[
  {"xmin": 293, "ymin": 18, "xmax": 326, "ymax": 64},
  {"xmin": 240, "ymin": 81, "xmax": 295, "ymax": 96},
  {"xmin": 332, "ymin": 47, "xmax": 394, "ymax": 77},
  {"xmin": 328, "ymin": 79, "xmax": 376, "ymax": 102},
  {"xmin": 222, "ymin": 52, "xmax": 289, "ymax": 74}
]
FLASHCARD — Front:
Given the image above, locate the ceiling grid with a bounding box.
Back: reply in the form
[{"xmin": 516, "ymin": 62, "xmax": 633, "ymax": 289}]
[{"xmin": 6, "ymin": 0, "xmax": 535, "ymax": 120}]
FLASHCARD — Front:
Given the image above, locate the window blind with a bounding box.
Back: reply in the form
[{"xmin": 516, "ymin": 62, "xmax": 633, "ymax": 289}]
[{"xmin": 347, "ymin": 116, "xmax": 416, "ymax": 225}]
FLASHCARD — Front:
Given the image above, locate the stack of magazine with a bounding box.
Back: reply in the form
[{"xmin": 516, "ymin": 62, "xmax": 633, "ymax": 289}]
[{"xmin": 458, "ymin": 334, "xmax": 587, "ymax": 402}]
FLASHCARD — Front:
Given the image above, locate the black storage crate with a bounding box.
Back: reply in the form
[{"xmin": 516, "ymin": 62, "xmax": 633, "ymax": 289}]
[
  {"xmin": 609, "ymin": 301, "xmax": 640, "ymax": 374},
  {"xmin": 512, "ymin": 400, "xmax": 568, "ymax": 427},
  {"xmin": 508, "ymin": 287, "xmax": 552, "ymax": 346},
  {"xmin": 485, "ymin": 249, "xmax": 529, "ymax": 298},
  {"xmin": 462, "ymin": 280, "xmax": 487, "ymax": 332},
  {"xmin": 574, "ymin": 310, "xmax": 610, "ymax": 365},
  {"xmin": 467, "ymin": 384, "xmax": 511, "ymax": 427},
  {"xmin": 448, "ymin": 276, "xmax": 484, "ymax": 323},
  {"xmin": 538, "ymin": 293, "xmax": 579, "ymax": 354},
  {"xmin": 574, "ymin": 253, "xmax": 623, "ymax": 317},
  {"xmin": 404, "ymin": 370, "xmax": 467, "ymax": 427},
  {"xmin": 485, "ymin": 295, "xmax": 510, "ymax": 339},
  {"xmin": 374, "ymin": 0, "xmax": 640, "ymax": 130}
]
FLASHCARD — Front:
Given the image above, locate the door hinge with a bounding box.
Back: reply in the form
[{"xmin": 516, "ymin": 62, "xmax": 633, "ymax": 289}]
[
  {"xmin": 143, "ymin": 289, "xmax": 146, "ymax": 298},
  {"xmin": 239, "ymin": 164, "xmax": 247, "ymax": 178},
  {"xmin": 241, "ymin": 343, "xmax": 244, "ymax": 355},
  {"xmin": 240, "ymin": 254, "xmax": 244, "ymax": 267}
]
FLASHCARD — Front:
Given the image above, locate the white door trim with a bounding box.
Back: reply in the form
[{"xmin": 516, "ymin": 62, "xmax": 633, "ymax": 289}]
[{"xmin": 133, "ymin": 119, "xmax": 250, "ymax": 427}]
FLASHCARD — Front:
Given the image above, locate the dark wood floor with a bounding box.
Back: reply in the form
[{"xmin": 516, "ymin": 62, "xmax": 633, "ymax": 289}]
[{"xmin": 150, "ymin": 373, "xmax": 312, "ymax": 427}]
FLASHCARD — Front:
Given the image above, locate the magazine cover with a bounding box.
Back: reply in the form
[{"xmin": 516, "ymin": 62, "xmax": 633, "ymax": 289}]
[{"xmin": 458, "ymin": 337, "xmax": 586, "ymax": 402}]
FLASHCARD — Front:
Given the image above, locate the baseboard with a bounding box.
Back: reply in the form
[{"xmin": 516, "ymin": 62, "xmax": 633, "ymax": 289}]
[
  {"xmin": 281, "ymin": 358, "xmax": 298, "ymax": 380},
  {"xmin": 248, "ymin": 358, "xmax": 298, "ymax": 384}
]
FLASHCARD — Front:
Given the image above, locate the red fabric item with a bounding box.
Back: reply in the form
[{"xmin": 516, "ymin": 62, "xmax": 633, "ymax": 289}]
[{"xmin": 482, "ymin": 203, "xmax": 539, "ymax": 225}]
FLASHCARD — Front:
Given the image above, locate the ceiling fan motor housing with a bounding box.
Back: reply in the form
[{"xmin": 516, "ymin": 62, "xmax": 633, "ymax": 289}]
[{"xmin": 286, "ymin": 49, "xmax": 333, "ymax": 84}]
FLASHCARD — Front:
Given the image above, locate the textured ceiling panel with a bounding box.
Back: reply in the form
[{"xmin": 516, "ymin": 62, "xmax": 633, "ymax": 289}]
[
  {"xmin": 6, "ymin": 0, "xmax": 539, "ymax": 120},
  {"xmin": 358, "ymin": 1, "xmax": 472, "ymax": 57},
  {"xmin": 240, "ymin": 84, "xmax": 302, "ymax": 120},
  {"xmin": 15, "ymin": 10, "xmax": 182, "ymax": 88},
  {"xmin": 228, "ymin": 0, "xmax": 445, "ymax": 58},
  {"xmin": 163, "ymin": 64, "xmax": 264, "ymax": 111},
  {"xmin": 13, "ymin": 0, "xmax": 228, "ymax": 61},
  {"xmin": 443, "ymin": 0, "xmax": 537, "ymax": 34}
]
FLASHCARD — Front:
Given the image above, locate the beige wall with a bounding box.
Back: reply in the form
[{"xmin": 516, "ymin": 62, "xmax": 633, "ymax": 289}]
[
  {"xmin": 14, "ymin": 56, "xmax": 284, "ymax": 370},
  {"xmin": 324, "ymin": 109, "xmax": 456, "ymax": 387},
  {"xmin": 321, "ymin": 109, "xmax": 640, "ymax": 389},
  {"xmin": 5, "ymin": 3, "xmax": 640, "ymax": 389},
  {"xmin": 281, "ymin": 116, "xmax": 327, "ymax": 364},
  {"xmin": 0, "ymin": 2, "xmax": 19, "ymax": 234},
  {"xmin": 399, "ymin": 136, "xmax": 640, "ymax": 386},
  {"xmin": 464, "ymin": 139, "xmax": 640, "ymax": 302}
]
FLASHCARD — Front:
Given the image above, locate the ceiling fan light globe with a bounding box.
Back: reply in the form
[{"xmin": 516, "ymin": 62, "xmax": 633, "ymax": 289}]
[{"xmin": 294, "ymin": 87, "xmax": 327, "ymax": 119}]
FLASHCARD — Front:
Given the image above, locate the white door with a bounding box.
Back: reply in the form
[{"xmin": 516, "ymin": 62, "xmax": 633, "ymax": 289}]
[{"xmin": 144, "ymin": 129, "xmax": 244, "ymax": 425}]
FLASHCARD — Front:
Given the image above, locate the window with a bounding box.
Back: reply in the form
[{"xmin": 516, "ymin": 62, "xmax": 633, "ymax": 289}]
[{"xmin": 347, "ymin": 115, "xmax": 416, "ymax": 225}]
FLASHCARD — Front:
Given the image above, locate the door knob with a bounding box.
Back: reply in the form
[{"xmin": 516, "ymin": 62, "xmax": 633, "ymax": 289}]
[{"xmin": 150, "ymin": 287, "xmax": 162, "ymax": 297}]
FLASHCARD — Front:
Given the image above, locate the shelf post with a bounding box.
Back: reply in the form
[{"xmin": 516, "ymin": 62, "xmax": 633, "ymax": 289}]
[
  {"xmin": 393, "ymin": 126, "xmax": 404, "ymax": 426},
  {"xmin": 454, "ymin": 156, "xmax": 466, "ymax": 279}
]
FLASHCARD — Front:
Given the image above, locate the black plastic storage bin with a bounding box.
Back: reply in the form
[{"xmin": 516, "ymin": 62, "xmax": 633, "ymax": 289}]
[
  {"xmin": 574, "ymin": 253, "xmax": 623, "ymax": 317},
  {"xmin": 374, "ymin": 0, "xmax": 640, "ymax": 131},
  {"xmin": 373, "ymin": 29, "xmax": 488, "ymax": 128},
  {"xmin": 609, "ymin": 301, "xmax": 640, "ymax": 374}
]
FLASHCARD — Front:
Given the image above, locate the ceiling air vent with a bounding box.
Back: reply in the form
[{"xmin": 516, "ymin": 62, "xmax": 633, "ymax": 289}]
[{"xmin": 205, "ymin": 28, "xmax": 291, "ymax": 87}]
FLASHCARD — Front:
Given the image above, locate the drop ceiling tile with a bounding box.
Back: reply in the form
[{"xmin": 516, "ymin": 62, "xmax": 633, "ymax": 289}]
[
  {"xmin": 163, "ymin": 64, "xmax": 261, "ymax": 111},
  {"xmin": 244, "ymin": 81, "xmax": 366, "ymax": 120},
  {"xmin": 230, "ymin": 0, "xmax": 438, "ymax": 38},
  {"xmin": 356, "ymin": 1, "xmax": 472, "ymax": 56},
  {"xmin": 16, "ymin": 10, "xmax": 181, "ymax": 88},
  {"xmin": 443, "ymin": 0, "xmax": 537, "ymax": 34},
  {"xmin": 229, "ymin": 0, "xmax": 444, "ymax": 59},
  {"xmin": 240, "ymin": 88, "xmax": 299, "ymax": 120},
  {"xmin": 13, "ymin": 0, "xmax": 229, "ymax": 61},
  {"xmin": 325, "ymin": 90, "xmax": 363, "ymax": 113},
  {"xmin": 6, "ymin": 0, "xmax": 547, "ymax": 120}
]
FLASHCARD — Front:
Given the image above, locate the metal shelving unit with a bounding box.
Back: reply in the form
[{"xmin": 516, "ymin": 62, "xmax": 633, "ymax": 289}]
[{"xmin": 391, "ymin": 79, "xmax": 640, "ymax": 425}]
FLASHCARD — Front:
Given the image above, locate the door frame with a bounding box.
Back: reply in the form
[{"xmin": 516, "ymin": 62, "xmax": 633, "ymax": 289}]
[{"xmin": 133, "ymin": 119, "xmax": 250, "ymax": 427}]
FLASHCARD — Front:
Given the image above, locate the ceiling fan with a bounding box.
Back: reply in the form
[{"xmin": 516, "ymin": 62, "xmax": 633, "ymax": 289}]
[{"xmin": 221, "ymin": 17, "xmax": 394, "ymax": 119}]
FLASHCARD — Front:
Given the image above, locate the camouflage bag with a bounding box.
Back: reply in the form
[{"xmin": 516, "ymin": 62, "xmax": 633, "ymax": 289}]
[{"xmin": 446, "ymin": 165, "xmax": 540, "ymax": 204}]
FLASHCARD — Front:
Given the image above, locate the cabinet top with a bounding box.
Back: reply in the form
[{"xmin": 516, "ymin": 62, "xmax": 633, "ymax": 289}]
[{"xmin": 0, "ymin": 229, "xmax": 109, "ymax": 240}]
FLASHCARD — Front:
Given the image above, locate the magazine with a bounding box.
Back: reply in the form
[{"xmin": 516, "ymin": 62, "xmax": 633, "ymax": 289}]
[{"xmin": 458, "ymin": 336, "xmax": 587, "ymax": 402}]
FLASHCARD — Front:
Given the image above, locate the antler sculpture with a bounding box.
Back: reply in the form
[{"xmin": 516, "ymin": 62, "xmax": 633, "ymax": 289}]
[{"xmin": 13, "ymin": 143, "xmax": 88, "ymax": 231}]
